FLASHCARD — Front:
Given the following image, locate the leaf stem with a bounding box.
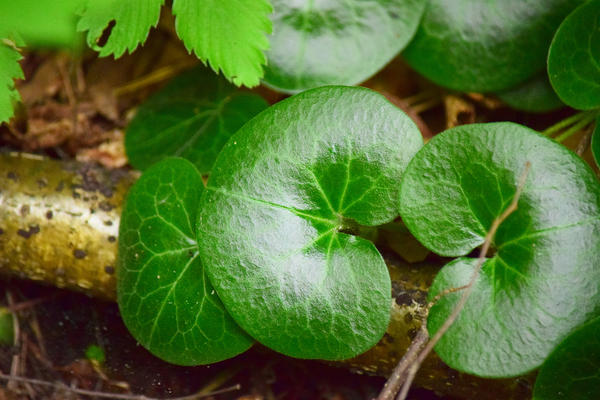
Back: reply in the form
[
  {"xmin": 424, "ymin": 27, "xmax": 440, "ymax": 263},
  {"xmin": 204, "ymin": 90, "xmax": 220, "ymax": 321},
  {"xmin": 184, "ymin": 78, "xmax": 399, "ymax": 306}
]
[
  {"xmin": 555, "ymin": 112, "xmax": 598, "ymax": 143},
  {"xmin": 542, "ymin": 110, "xmax": 597, "ymax": 137}
]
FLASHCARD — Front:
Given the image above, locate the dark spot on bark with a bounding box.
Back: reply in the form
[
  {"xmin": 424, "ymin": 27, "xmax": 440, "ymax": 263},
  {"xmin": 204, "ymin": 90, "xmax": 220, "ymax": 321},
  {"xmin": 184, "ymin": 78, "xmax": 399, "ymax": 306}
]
[
  {"xmin": 55, "ymin": 181, "xmax": 65, "ymax": 192},
  {"xmin": 7, "ymin": 171, "xmax": 18, "ymax": 181},
  {"xmin": 407, "ymin": 328, "xmax": 418, "ymax": 341},
  {"xmin": 36, "ymin": 178, "xmax": 48, "ymax": 188},
  {"xmin": 395, "ymin": 289, "xmax": 427, "ymax": 307},
  {"xmin": 403, "ymin": 313, "xmax": 413, "ymax": 324},
  {"xmin": 72, "ymin": 190, "xmax": 81, "ymax": 199},
  {"xmin": 46, "ymin": 210, "xmax": 53, "ymax": 219},
  {"xmin": 20, "ymin": 205, "xmax": 30, "ymax": 217},
  {"xmin": 383, "ymin": 333, "xmax": 395, "ymax": 344},
  {"xmin": 104, "ymin": 220, "xmax": 113, "ymax": 226},
  {"xmin": 0, "ymin": 228, "xmax": 4, "ymax": 235},
  {"xmin": 73, "ymin": 249, "xmax": 87, "ymax": 259},
  {"xmin": 395, "ymin": 291, "xmax": 413, "ymax": 307},
  {"xmin": 99, "ymin": 201, "xmax": 114, "ymax": 211},
  {"xmin": 104, "ymin": 266, "xmax": 115, "ymax": 275},
  {"xmin": 83, "ymin": 196, "xmax": 90, "ymax": 201},
  {"xmin": 17, "ymin": 225, "xmax": 40, "ymax": 239},
  {"xmin": 107, "ymin": 235, "xmax": 116, "ymax": 243}
]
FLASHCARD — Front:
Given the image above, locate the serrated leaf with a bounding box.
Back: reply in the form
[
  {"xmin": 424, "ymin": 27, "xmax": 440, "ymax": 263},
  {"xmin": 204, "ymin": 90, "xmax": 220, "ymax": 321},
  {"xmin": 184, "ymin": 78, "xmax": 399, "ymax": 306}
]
[
  {"xmin": 548, "ymin": 0, "xmax": 600, "ymax": 110},
  {"xmin": 0, "ymin": 40, "xmax": 24, "ymax": 124},
  {"xmin": 77, "ymin": 0, "xmax": 164, "ymax": 58},
  {"xmin": 263, "ymin": 0, "xmax": 427, "ymax": 93},
  {"xmin": 125, "ymin": 67, "xmax": 268, "ymax": 174},
  {"xmin": 533, "ymin": 316, "xmax": 600, "ymax": 400},
  {"xmin": 172, "ymin": 0, "xmax": 272, "ymax": 88},
  {"xmin": 496, "ymin": 72, "xmax": 564, "ymax": 113},
  {"xmin": 118, "ymin": 157, "xmax": 253, "ymax": 365},
  {"xmin": 197, "ymin": 86, "xmax": 422, "ymax": 360},
  {"xmin": 403, "ymin": 0, "xmax": 585, "ymax": 92},
  {"xmin": 399, "ymin": 122, "xmax": 600, "ymax": 377},
  {"xmin": 593, "ymin": 118, "xmax": 600, "ymax": 168}
]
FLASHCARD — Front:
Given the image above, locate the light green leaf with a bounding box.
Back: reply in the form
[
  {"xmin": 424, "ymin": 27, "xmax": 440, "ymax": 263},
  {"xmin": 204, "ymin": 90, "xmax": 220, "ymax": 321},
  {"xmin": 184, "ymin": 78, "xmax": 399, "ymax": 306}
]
[
  {"xmin": 0, "ymin": 39, "xmax": 24, "ymax": 124},
  {"xmin": 77, "ymin": 0, "xmax": 164, "ymax": 58},
  {"xmin": 172, "ymin": 0, "xmax": 272, "ymax": 87}
]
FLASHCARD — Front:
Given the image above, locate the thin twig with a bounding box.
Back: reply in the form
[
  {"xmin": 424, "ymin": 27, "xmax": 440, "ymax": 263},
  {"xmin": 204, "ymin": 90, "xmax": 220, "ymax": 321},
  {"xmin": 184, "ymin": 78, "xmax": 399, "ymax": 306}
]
[{"xmin": 0, "ymin": 373, "xmax": 241, "ymax": 400}]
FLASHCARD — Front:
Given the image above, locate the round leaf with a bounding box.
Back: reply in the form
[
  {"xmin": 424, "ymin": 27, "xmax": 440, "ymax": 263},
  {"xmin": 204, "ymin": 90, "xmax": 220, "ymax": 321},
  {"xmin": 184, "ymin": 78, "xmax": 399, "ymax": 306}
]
[
  {"xmin": 126, "ymin": 67, "xmax": 268, "ymax": 174},
  {"xmin": 593, "ymin": 118, "xmax": 600, "ymax": 168},
  {"xmin": 400, "ymin": 122, "xmax": 600, "ymax": 377},
  {"xmin": 262, "ymin": 0, "xmax": 428, "ymax": 93},
  {"xmin": 548, "ymin": 0, "xmax": 600, "ymax": 110},
  {"xmin": 118, "ymin": 157, "xmax": 253, "ymax": 365},
  {"xmin": 197, "ymin": 86, "xmax": 423, "ymax": 360},
  {"xmin": 402, "ymin": 0, "xmax": 585, "ymax": 92},
  {"xmin": 533, "ymin": 316, "xmax": 600, "ymax": 400},
  {"xmin": 496, "ymin": 72, "xmax": 564, "ymax": 113}
]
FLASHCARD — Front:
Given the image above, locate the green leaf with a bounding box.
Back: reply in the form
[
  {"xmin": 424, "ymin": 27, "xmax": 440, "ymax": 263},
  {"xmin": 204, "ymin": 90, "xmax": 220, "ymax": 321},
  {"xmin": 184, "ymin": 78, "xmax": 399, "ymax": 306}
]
[
  {"xmin": 533, "ymin": 316, "xmax": 600, "ymax": 400},
  {"xmin": 496, "ymin": 72, "xmax": 564, "ymax": 113},
  {"xmin": 172, "ymin": 0, "xmax": 272, "ymax": 87},
  {"xmin": 403, "ymin": 0, "xmax": 585, "ymax": 92},
  {"xmin": 263, "ymin": 0, "xmax": 427, "ymax": 93},
  {"xmin": 125, "ymin": 67, "xmax": 268, "ymax": 174},
  {"xmin": 593, "ymin": 118, "xmax": 600, "ymax": 168},
  {"xmin": 77, "ymin": 0, "xmax": 164, "ymax": 58},
  {"xmin": 0, "ymin": 0, "xmax": 82, "ymax": 50},
  {"xmin": 197, "ymin": 86, "xmax": 422, "ymax": 360},
  {"xmin": 399, "ymin": 122, "xmax": 600, "ymax": 377},
  {"xmin": 0, "ymin": 39, "xmax": 24, "ymax": 124},
  {"xmin": 0, "ymin": 307, "xmax": 14, "ymax": 346},
  {"xmin": 548, "ymin": 0, "xmax": 600, "ymax": 110},
  {"xmin": 118, "ymin": 157, "xmax": 253, "ymax": 365}
]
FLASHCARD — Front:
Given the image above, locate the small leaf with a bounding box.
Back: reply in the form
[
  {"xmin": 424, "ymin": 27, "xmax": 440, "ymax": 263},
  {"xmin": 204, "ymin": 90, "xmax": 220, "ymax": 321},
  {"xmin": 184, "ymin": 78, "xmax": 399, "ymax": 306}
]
[
  {"xmin": 172, "ymin": 0, "xmax": 272, "ymax": 88},
  {"xmin": 593, "ymin": 118, "xmax": 600, "ymax": 168},
  {"xmin": 533, "ymin": 316, "xmax": 600, "ymax": 400},
  {"xmin": 0, "ymin": 307, "xmax": 14, "ymax": 345},
  {"xmin": 496, "ymin": 72, "xmax": 564, "ymax": 113},
  {"xmin": 263, "ymin": 0, "xmax": 427, "ymax": 93},
  {"xmin": 77, "ymin": 0, "xmax": 164, "ymax": 58},
  {"xmin": 118, "ymin": 157, "xmax": 253, "ymax": 365},
  {"xmin": 403, "ymin": 0, "xmax": 585, "ymax": 92},
  {"xmin": 0, "ymin": 39, "xmax": 24, "ymax": 124},
  {"xmin": 197, "ymin": 86, "xmax": 422, "ymax": 360},
  {"xmin": 548, "ymin": 0, "xmax": 600, "ymax": 110},
  {"xmin": 400, "ymin": 122, "xmax": 600, "ymax": 377},
  {"xmin": 125, "ymin": 67, "xmax": 268, "ymax": 174}
]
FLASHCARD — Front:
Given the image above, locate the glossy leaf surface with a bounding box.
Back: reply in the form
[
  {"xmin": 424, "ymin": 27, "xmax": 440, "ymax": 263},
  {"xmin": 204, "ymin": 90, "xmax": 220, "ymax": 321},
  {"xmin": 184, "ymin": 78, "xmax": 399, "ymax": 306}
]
[
  {"xmin": 263, "ymin": 0, "xmax": 427, "ymax": 93},
  {"xmin": 118, "ymin": 158, "xmax": 253, "ymax": 365},
  {"xmin": 400, "ymin": 123, "xmax": 600, "ymax": 377},
  {"xmin": 497, "ymin": 73, "xmax": 564, "ymax": 113},
  {"xmin": 197, "ymin": 86, "xmax": 422, "ymax": 359},
  {"xmin": 593, "ymin": 118, "xmax": 600, "ymax": 168},
  {"xmin": 548, "ymin": 0, "xmax": 600, "ymax": 110},
  {"xmin": 125, "ymin": 67, "xmax": 268, "ymax": 174},
  {"xmin": 403, "ymin": 0, "xmax": 584, "ymax": 92},
  {"xmin": 173, "ymin": 0, "xmax": 272, "ymax": 87},
  {"xmin": 533, "ymin": 317, "xmax": 600, "ymax": 400},
  {"xmin": 0, "ymin": 39, "xmax": 23, "ymax": 123}
]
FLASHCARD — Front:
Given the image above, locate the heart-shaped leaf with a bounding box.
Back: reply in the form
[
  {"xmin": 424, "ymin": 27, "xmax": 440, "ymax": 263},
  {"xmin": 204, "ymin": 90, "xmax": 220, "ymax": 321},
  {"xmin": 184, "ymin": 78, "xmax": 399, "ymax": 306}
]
[
  {"xmin": 593, "ymin": 118, "xmax": 600, "ymax": 168},
  {"xmin": 548, "ymin": 0, "xmax": 600, "ymax": 110},
  {"xmin": 533, "ymin": 316, "xmax": 600, "ymax": 400},
  {"xmin": 118, "ymin": 157, "xmax": 253, "ymax": 365},
  {"xmin": 262, "ymin": 0, "xmax": 427, "ymax": 93},
  {"xmin": 496, "ymin": 72, "xmax": 564, "ymax": 113},
  {"xmin": 403, "ymin": 0, "xmax": 585, "ymax": 92},
  {"xmin": 125, "ymin": 67, "xmax": 268, "ymax": 174},
  {"xmin": 197, "ymin": 86, "xmax": 423, "ymax": 360},
  {"xmin": 400, "ymin": 122, "xmax": 600, "ymax": 377}
]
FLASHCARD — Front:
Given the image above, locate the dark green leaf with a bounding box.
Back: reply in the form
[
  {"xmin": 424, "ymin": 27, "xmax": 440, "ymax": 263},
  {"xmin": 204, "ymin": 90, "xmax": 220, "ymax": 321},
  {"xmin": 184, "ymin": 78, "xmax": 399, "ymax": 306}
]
[
  {"xmin": 399, "ymin": 122, "xmax": 600, "ymax": 377},
  {"xmin": 197, "ymin": 86, "xmax": 422, "ymax": 360},
  {"xmin": 0, "ymin": 307, "xmax": 14, "ymax": 345},
  {"xmin": 593, "ymin": 118, "xmax": 600, "ymax": 168},
  {"xmin": 125, "ymin": 67, "xmax": 268, "ymax": 174},
  {"xmin": 263, "ymin": 0, "xmax": 427, "ymax": 93},
  {"xmin": 118, "ymin": 158, "xmax": 253, "ymax": 365},
  {"xmin": 403, "ymin": 0, "xmax": 585, "ymax": 92},
  {"xmin": 533, "ymin": 316, "xmax": 600, "ymax": 400},
  {"xmin": 496, "ymin": 72, "xmax": 564, "ymax": 113},
  {"xmin": 548, "ymin": 0, "xmax": 600, "ymax": 110}
]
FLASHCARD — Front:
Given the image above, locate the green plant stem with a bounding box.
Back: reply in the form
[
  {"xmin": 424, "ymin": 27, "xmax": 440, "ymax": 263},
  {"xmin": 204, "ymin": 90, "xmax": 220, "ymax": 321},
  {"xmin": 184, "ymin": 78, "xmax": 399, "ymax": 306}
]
[
  {"xmin": 555, "ymin": 112, "xmax": 598, "ymax": 143},
  {"xmin": 542, "ymin": 110, "xmax": 596, "ymax": 137}
]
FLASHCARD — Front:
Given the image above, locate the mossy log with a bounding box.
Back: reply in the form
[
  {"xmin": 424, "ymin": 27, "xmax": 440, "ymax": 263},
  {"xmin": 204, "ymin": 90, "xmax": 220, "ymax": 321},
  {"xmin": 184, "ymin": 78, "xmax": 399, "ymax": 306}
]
[{"xmin": 0, "ymin": 152, "xmax": 533, "ymax": 399}]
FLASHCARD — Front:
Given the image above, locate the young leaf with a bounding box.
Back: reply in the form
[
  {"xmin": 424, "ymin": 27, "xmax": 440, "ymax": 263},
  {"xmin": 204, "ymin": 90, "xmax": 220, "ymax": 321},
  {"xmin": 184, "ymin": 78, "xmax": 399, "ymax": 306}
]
[
  {"xmin": 263, "ymin": 0, "xmax": 427, "ymax": 93},
  {"xmin": 533, "ymin": 316, "xmax": 600, "ymax": 400},
  {"xmin": 77, "ymin": 0, "xmax": 164, "ymax": 58},
  {"xmin": 402, "ymin": 0, "xmax": 585, "ymax": 92},
  {"xmin": 496, "ymin": 72, "xmax": 564, "ymax": 113},
  {"xmin": 197, "ymin": 86, "xmax": 423, "ymax": 360},
  {"xmin": 400, "ymin": 122, "xmax": 600, "ymax": 377},
  {"xmin": 118, "ymin": 157, "xmax": 253, "ymax": 365},
  {"xmin": 0, "ymin": 39, "xmax": 24, "ymax": 124},
  {"xmin": 593, "ymin": 118, "xmax": 600, "ymax": 168},
  {"xmin": 548, "ymin": 0, "xmax": 600, "ymax": 110},
  {"xmin": 125, "ymin": 67, "xmax": 268, "ymax": 174},
  {"xmin": 172, "ymin": 0, "xmax": 272, "ymax": 88}
]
